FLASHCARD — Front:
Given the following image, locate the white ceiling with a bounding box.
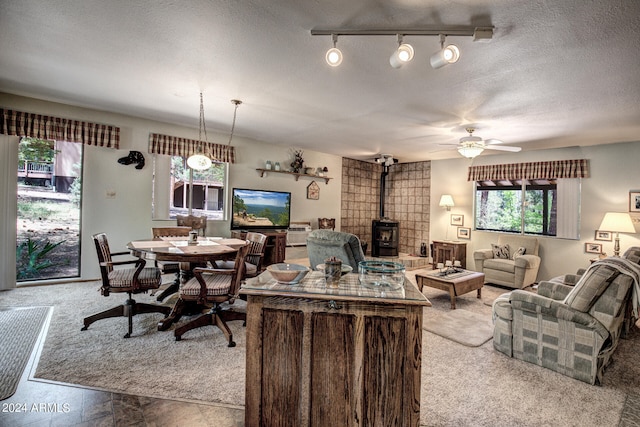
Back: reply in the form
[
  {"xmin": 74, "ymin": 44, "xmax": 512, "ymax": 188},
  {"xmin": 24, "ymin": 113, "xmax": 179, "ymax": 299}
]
[{"xmin": 1, "ymin": 0, "xmax": 639, "ymax": 163}]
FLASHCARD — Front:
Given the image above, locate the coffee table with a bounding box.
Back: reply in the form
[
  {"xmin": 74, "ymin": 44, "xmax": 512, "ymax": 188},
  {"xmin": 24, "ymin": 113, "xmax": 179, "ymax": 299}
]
[{"xmin": 415, "ymin": 269, "xmax": 484, "ymax": 309}]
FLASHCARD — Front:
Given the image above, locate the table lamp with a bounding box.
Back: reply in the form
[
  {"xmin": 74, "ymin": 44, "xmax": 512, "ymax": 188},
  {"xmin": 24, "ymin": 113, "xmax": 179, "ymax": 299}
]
[{"xmin": 598, "ymin": 212, "xmax": 636, "ymax": 256}]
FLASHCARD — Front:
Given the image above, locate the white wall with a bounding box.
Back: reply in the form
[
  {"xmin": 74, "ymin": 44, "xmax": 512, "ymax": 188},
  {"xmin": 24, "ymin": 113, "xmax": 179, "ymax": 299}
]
[
  {"xmin": 430, "ymin": 142, "xmax": 640, "ymax": 281},
  {"xmin": 1, "ymin": 93, "xmax": 342, "ymax": 281}
]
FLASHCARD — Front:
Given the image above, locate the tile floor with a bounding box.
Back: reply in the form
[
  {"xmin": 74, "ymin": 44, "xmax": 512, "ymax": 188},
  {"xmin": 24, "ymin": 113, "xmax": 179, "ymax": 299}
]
[{"xmin": 0, "ymin": 323, "xmax": 244, "ymax": 427}]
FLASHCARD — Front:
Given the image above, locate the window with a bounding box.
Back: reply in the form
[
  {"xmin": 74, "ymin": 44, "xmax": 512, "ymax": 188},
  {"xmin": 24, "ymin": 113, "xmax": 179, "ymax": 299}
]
[
  {"xmin": 152, "ymin": 155, "xmax": 229, "ymax": 220},
  {"xmin": 475, "ymin": 179, "xmax": 557, "ymax": 236}
]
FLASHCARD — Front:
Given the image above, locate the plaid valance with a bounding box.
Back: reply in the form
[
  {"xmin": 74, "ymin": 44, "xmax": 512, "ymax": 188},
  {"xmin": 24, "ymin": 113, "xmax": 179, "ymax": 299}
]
[
  {"xmin": 148, "ymin": 133, "xmax": 235, "ymax": 164},
  {"xmin": 0, "ymin": 108, "xmax": 120, "ymax": 148},
  {"xmin": 468, "ymin": 159, "xmax": 589, "ymax": 181}
]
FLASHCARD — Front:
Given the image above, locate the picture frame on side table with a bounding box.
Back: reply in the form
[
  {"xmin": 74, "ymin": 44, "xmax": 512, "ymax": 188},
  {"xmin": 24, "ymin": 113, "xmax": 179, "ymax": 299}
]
[
  {"xmin": 450, "ymin": 214, "xmax": 464, "ymax": 226},
  {"xmin": 457, "ymin": 227, "xmax": 470, "ymax": 239},
  {"xmin": 630, "ymin": 191, "xmax": 640, "ymax": 212},
  {"xmin": 595, "ymin": 230, "xmax": 612, "ymax": 241},
  {"xmin": 585, "ymin": 243, "xmax": 603, "ymax": 254}
]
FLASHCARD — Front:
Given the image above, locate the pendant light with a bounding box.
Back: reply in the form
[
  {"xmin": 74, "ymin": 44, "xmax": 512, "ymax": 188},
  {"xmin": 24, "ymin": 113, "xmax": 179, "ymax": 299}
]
[{"xmin": 186, "ymin": 92, "xmax": 213, "ymax": 171}]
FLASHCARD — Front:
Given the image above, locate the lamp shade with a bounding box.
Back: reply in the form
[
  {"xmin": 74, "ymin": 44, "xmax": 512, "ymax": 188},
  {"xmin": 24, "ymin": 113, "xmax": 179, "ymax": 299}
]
[
  {"xmin": 439, "ymin": 194, "xmax": 455, "ymax": 209},
  {"xmin": 457, "ymin": 145, "xmax": 484, "ymax": 159},
  {"xmin": 430, "ymin": 44, "xmax": 460, "ymax": 69},
  {"xmin": 598, "ymin": 212, "xmax": 635, "ymax": 234}
]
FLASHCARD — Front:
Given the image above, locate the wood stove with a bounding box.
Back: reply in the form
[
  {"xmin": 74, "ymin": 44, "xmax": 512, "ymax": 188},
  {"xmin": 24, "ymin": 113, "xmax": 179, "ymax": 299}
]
[
  {"xmin": 372, "ymin": 219, "xmax": 399, "ymax": 257},
  {"xmin": 372, "ymin": 156, "xmax": 399, "ymax": 257}
]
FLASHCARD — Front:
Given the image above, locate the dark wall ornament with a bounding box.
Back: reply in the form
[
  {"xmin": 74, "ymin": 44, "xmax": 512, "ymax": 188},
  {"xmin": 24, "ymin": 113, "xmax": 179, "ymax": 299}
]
[{"xmin": 117, "ymin": 150, "xmax": 145, "ymax": 169}]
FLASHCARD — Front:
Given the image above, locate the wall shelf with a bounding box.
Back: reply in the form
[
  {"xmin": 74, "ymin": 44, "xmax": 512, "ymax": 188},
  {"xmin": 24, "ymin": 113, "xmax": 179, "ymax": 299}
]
[{"xmin": 256, "ymin": 168, "xmax": 332, "ymax": 184}]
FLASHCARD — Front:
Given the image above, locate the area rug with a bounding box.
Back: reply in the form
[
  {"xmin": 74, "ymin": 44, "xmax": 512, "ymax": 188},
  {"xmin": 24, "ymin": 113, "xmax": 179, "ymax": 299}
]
[
  {"xmin": 29, "ymin": 282, "xmax": 247, "ymax": 406},
  {"xmin": 0, "ymin": 306, "xmax": 51, "ymax": 400},
  {"xmin": 423, "ymin": 308, "xmax": 493, "ymax": 347}
]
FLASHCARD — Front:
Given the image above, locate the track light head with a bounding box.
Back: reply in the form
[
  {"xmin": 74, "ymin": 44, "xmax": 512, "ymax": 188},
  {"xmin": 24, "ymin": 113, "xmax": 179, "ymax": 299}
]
[
  {"xmin": 389, "ymin": 35, "xmax": 414, "ymax": 69},
  {"xmin": 325, "ymin": 34, "xmax": 343, "ymax": 66},
  {"xmin": 430, "ymin": 34, "xmax": 460, "ymax": 69}
]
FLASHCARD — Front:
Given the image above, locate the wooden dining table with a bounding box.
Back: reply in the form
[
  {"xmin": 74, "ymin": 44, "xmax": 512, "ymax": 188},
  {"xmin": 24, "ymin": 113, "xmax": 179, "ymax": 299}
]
[{"xmin": 127, "ymin": 236, "xmax": 247, "ymax": 330}]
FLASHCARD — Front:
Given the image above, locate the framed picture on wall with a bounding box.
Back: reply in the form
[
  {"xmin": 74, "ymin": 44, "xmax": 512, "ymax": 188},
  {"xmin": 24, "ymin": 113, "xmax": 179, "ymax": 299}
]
[
  {"xmin": 594, "ymin": 230, "xmax": 612, "ymax": 241},
  {"xmin": 457, "ymin": 227, "xmax": 470, "ymax": 239},
  {"xmin": 630, "ymin": 191, "xmax": 640, "ymax": 212},
  {"xmin": 450, "ymin": 214, "xmax": 464, "ymax": 226},
  {"xmin": 585, "ymin": 242, "xmax": 603, "ymax": 254}
]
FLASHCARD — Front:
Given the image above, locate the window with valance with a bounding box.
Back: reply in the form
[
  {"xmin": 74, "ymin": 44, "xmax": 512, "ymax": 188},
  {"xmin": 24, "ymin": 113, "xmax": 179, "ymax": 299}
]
[
  {"xmin": 469, "ymin": 159, "xmax": 588, "ymax": 239},
  {"xmin": 1, "ymin": 108, "xmax": 120, "ymax": 148}
]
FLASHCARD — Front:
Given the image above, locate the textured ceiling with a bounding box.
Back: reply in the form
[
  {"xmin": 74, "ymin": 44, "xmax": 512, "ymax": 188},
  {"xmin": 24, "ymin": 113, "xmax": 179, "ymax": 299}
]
[{"xmin": 1, "ymin": 0, "xmax": 639, "ymax": 162}]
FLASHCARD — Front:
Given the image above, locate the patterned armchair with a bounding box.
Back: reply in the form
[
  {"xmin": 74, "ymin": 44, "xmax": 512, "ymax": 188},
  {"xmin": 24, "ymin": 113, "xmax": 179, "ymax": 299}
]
[{"xmin": 492, "ymin": 255, "xmax": 640, "ymax": 385}]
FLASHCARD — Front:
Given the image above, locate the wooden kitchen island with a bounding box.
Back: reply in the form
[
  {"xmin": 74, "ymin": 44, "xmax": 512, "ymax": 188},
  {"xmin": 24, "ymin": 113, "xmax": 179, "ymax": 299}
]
[{"xmin": 240, "ymin": 271, "xmax": 431, "ymax": 427}]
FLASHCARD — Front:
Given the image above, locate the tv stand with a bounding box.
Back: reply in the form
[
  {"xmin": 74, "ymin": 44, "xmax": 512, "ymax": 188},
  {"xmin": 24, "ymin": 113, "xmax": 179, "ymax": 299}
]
[{"xmin": 231, "ymin": 230, "xmax": 286, "ymax": 267}]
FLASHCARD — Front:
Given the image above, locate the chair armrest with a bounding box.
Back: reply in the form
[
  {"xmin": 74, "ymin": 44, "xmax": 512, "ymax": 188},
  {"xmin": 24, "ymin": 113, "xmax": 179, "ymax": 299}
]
[
  {"xmin": 100, "ymin": 259, "xmax": 140, "ymax": 268},
  {"xmin": 537, "ymin": 281, "xmax": 573, "ymax": 300},
  {"xmin": 510, "ymin": 290, "xmax": 609, "ymax": 338},
  {"xmin": 110, "ymin": 251, "xmax": 131, "ymax": 257},
  {"xmin": 193, "ymin": 267, "xmax": 236, "ymax": 276},
  {"xmin": 513, "ymin": 254, "xmax": 540, "ymax": 269},
  {"xmin": 473, "ymin": 249, "xmax": 494, "ymax": 261}
]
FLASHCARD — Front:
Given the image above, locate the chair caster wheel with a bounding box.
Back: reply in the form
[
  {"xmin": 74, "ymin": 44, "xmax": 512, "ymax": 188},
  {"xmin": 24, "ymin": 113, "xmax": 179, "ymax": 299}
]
[
  {"xmin": 228, "ymin": 341, "xmax": 236, "ymax": 347},
  {"xmin": 123, "ymin": 333, "xmax": 131, "ymax": 338},
  {"xmin": 175, "ymin": 336, "xmax": 182, "ymax": 341},
  {"xmin": 81, "ymin": 326, "xmax": 88, "ymax": 331}
]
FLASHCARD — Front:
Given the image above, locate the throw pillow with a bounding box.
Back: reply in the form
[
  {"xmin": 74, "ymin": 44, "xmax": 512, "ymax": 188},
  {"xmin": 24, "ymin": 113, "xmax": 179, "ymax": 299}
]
[
  {"xmin": 512, "ymin": 246, "xmax": 526, "ymax": 260},
  {"xmin": 491, "ymin": 243, "xmax": 510, "ymax": 259}
]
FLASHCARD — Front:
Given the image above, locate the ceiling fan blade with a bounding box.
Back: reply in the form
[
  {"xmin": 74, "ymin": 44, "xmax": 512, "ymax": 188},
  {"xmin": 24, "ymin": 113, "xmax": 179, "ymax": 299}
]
[
  {"xmin": 485, "ymin": 138, "xmax": 505, "ymax": 145},
  {"xmin": 484, "ymin": 145, "xmax": 521, "ymax": 152}
]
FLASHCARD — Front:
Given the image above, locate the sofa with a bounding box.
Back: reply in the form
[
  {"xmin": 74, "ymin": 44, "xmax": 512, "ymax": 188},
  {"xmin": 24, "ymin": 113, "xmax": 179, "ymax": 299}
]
[
  {"xmin": 492, "ymin": 254, "xmax": 640, "ymax": 385},
  {"xmin": 474, "ymin": 234, "xmax": 541, "ymax": 289}
]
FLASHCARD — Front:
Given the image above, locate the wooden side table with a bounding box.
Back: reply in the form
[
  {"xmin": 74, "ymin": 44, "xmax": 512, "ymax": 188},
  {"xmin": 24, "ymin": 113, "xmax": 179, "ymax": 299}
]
[
  {"xmin": 432, "ymin": 240, "xmax": 467, "ymax": 269},
  {"xmin": 416, "ymin": 270, "xmax": 484, "ymax": 310}
]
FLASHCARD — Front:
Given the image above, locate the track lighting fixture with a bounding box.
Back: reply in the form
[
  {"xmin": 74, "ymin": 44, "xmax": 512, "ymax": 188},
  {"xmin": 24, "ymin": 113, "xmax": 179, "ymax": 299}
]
[
  {"xmin": 430, "ymin": 34, "xmax": 460, "ymax": 69},
  {"xmin": 325, "ymin": 34, "xmax": 343, "ymax": 67},
  {"xmin": 389, "ymin": 35, "xmax": 414, "ymax": 69},
  {"xmin": 311, "ymin": 25, "xmax": 492, "ymax": 69}
]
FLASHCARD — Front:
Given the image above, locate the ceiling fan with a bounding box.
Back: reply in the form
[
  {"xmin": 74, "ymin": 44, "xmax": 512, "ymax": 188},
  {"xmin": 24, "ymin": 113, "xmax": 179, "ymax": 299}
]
[{"xmin": 445, "ymin": 127, "xmax": 522, "ymax": 158}]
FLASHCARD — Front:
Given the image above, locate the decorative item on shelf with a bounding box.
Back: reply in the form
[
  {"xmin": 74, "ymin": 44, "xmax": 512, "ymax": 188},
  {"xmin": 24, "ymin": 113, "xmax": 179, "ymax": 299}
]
[
  {"xmin": 265, "ymin": 160, "xmax": 272, "ymax": 170},
  {"xmin": 307, "ymin": 180, "xmax": 320, "ymax": 200},
  {"xmin": 290, "ymin": 149, "xmax": 304, "ymax": 173},
  {"xmin": 323, "ymin": 166, "xmax": 328, "ymax": 174},
  {"xmin": 274, "ymin": 162, "xmax": 280, "ymax": 171}
]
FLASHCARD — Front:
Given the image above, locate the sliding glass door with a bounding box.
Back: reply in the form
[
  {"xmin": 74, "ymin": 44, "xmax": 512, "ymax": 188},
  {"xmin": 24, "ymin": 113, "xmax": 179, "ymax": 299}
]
[{"xmin": 16, "ymin": 137, "xmax": 82, "ymax": 282}]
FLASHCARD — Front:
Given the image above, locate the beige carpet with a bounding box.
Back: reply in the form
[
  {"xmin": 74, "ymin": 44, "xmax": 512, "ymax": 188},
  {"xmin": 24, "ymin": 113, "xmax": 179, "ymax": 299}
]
[
  {"xmin": 423, "ymin": 309, "xmax": 493, "ymax": 347},
  {"xmin": 2, "ymin": 277, "xmax": 640, "ymax": 426}
]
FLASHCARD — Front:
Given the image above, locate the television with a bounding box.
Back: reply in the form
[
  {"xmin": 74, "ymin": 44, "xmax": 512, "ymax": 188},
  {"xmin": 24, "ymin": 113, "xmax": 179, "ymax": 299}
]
[{"xmin": 231, "ymin": 188, "xmax": 291, "ymax": 230}]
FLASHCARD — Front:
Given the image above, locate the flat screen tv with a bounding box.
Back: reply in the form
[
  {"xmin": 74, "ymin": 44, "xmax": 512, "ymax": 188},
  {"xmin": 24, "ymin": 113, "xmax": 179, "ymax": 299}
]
[{"xmin": 231, "ymin": 188, "xmax": 291, "ymax": 230}]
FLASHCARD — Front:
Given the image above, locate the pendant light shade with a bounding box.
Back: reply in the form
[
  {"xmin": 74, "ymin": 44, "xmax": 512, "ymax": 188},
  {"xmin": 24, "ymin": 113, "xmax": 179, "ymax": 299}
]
[{"xmin": 187, "ymin": 153, "xmax": 212, "ymax": 170}]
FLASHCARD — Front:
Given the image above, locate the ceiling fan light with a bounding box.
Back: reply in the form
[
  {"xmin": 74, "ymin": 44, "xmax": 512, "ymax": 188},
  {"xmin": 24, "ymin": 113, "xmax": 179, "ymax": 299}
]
[
  {"xmin": 389, "ymin": 43, "xmax": 414, "ymax": 68},
  {"xmin": 457, "ymin": 145, "xmax": 484, "ymax": 159},
  {"xmin": 430, "ymin": 44, "xmax": 460, "ymax": 69}
]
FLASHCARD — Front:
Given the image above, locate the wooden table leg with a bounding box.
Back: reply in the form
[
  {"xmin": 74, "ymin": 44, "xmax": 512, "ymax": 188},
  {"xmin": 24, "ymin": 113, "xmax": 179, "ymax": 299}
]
[{"xmin": 449, "ymin": 286, "xmax": 456, "ymax": 310}]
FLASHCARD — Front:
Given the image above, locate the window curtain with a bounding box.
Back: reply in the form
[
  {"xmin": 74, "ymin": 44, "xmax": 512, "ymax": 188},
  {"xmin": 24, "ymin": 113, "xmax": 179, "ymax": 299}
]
[
  {"xmin": 0, "ymin": 135, "xmax": 18, "ymax": 290},
  {"xmin": 467, "ymin": 159, "xmax": 589, "ymax": 181},
  {"xmin": 149, "ymin": 133, "xmax": 235, "ymax": 163},
  {"xmin": 0, "ymin": 108, "xmax": 120, "ymax": 148}
]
